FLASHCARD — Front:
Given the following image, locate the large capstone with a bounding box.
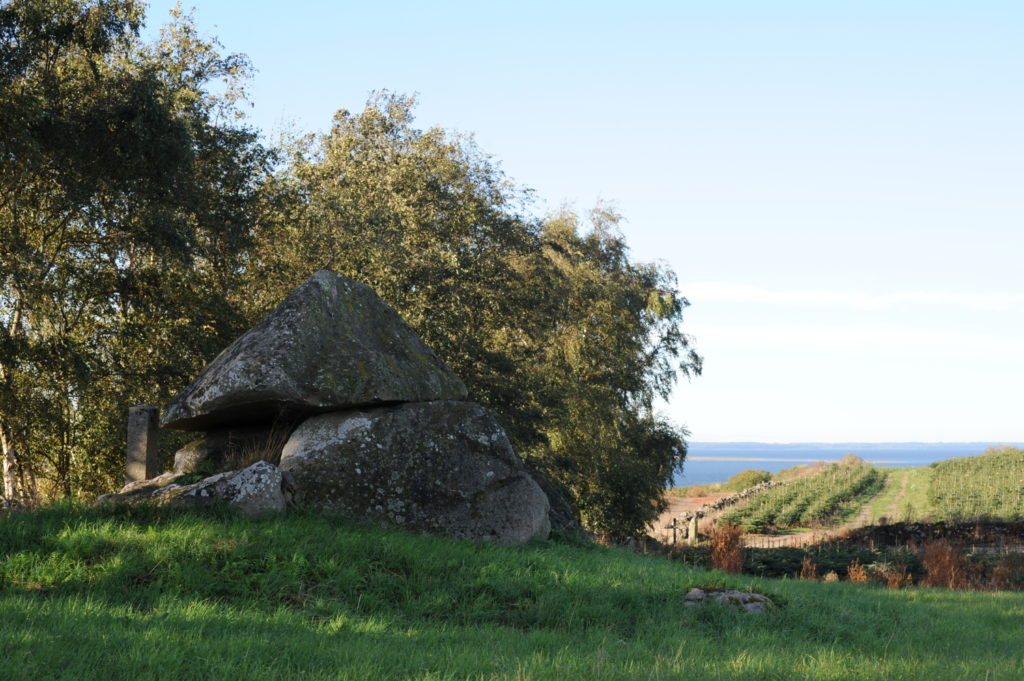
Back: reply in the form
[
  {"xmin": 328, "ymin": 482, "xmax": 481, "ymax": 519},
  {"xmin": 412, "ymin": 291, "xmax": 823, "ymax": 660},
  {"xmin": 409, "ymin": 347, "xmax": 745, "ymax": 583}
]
[
  {"xmin": 279, "ymin": 401, "xmax": 550, "ymax": 545},
  {"xmin": 161, "ymin": 271, "xmax": 467, "ymax": 430}
]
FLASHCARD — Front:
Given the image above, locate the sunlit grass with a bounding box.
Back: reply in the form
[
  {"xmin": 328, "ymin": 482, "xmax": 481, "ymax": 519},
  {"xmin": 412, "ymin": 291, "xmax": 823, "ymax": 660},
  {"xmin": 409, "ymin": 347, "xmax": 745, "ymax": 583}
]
[{"xmin": 2, "ymin": 503, "xmax": 1022, "ymax": 680}]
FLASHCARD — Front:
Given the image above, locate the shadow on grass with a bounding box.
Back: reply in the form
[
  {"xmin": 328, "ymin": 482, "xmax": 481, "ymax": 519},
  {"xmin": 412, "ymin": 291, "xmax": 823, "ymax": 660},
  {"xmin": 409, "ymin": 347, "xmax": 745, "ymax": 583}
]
[{"xmin": 2, "ymin": 503, "xmax": 1023, "ymax": 680}]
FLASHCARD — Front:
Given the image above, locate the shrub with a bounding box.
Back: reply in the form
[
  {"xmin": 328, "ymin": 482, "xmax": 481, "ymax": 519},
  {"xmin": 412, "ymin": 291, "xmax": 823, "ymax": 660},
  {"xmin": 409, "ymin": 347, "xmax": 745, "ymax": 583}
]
[
  {"xmin": 989, "ymin": 553, "xmax": 1024, "ymax": 591},
  {"xmin": 875, "ymin": 561, "xmax": 913, "ymax": 589},
  {"xmin": 926, "ymin": 447, "xmax": 1024, "ymax": 520},
  {"xmin": 922, "ymin": 541, "xmax": 970, "ymax": 589},
  {"xmin": 848, "ymin": 559, "xmax": 870, "ymax": 583},
  {"xmin": 710, "ymin": 523, "xmax": 744, "ymax": 574},
  {"xmin": 724, "ymin": 469, "xmax": 772, "ymax": 492},
  {"xmin": 722, "ymin": 462, "xmax": 885, "ymax": 531},
  {"xmin": 799, "ymin": 555, "xmax": 818, "ymax": 580}
]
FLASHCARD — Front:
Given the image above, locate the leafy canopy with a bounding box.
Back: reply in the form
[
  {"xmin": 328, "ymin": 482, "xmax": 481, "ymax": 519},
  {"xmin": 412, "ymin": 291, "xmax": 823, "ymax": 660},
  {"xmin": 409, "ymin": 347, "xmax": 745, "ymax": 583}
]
[{"xmin": 1, "ymin": 4, "xmax": 701, "ymax": 538}]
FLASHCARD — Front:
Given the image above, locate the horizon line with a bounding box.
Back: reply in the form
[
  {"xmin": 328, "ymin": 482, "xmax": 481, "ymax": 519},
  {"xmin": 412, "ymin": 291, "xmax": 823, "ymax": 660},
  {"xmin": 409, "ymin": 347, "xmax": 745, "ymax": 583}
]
[{"xmin": 688, "ymin": 440, "xmax": 1024, "ymax": 446}]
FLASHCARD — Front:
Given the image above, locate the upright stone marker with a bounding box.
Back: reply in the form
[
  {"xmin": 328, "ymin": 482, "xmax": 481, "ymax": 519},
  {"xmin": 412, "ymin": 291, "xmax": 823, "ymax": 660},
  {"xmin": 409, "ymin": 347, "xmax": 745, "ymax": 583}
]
[{"xmin": 126, "ymin": 405, "xmax": 160, "ymax": 484}]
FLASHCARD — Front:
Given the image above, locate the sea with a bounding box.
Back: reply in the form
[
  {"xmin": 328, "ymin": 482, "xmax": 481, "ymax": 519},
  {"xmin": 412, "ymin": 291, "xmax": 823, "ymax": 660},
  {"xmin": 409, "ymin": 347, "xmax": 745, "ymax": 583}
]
[{"xmin": 671, "ymin": 442, "xmax": 1024, "ymax": 488}]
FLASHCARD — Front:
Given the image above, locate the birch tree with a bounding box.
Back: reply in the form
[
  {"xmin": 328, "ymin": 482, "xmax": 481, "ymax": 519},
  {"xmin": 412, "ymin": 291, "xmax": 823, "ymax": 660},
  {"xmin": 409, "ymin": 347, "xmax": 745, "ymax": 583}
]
[{"xmin": 0, "ymin": 0, "xmax": 268, "ymax": 501}]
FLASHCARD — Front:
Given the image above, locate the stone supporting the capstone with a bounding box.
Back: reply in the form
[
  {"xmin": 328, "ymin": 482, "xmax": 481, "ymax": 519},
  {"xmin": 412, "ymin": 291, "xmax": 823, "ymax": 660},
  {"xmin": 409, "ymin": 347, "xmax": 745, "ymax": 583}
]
[{"xmin": 126, "ymin": 405, "xmax": 160, "ymax": 484}]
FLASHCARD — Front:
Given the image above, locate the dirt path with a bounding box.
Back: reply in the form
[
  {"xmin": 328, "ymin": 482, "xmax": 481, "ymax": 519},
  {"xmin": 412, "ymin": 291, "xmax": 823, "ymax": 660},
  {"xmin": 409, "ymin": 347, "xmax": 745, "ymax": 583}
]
[
  {"xmin": 648, "ymin": 494, "xmax": 731, "ymax": 544},
  {"xmin": 881, "ymin": 469, "xmax": 912, "ymax": 522}
]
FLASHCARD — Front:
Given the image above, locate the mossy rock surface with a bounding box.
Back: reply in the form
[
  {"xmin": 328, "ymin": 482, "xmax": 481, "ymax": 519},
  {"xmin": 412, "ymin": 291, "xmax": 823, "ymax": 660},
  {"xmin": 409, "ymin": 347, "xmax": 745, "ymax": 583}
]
[
  {"xmin": 161, "ymin": 271, "xmax": 467, "ymax": 431},
  {"xmin": 279, "ymin": 401, "xmax": 550, "ymax": 545}
]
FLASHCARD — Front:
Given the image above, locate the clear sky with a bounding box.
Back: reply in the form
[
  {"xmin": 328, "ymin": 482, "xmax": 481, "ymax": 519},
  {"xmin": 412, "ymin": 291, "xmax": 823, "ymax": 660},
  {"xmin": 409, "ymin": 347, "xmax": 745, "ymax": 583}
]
[{"xmin": 143, "ymin": 1, "xmax": 1024, "ymax": 443}]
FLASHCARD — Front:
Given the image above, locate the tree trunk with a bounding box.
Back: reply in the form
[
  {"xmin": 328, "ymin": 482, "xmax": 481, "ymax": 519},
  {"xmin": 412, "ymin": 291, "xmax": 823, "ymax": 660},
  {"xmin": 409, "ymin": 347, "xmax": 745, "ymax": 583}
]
[
  {"xmin": 0, "ymin": 419, "xmax": 19, "ymax": 504},
  {"xmin": 0, "ymin": 297, "xmax": 22, "ymax": 504}
]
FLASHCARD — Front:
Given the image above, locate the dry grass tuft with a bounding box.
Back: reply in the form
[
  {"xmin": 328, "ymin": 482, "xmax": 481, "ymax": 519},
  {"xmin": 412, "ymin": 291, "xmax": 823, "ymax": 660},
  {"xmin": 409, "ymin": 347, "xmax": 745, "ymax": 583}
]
[
  {"xmin": 710, "ymin": 523, "xmax": 745, "ymax": 574},
  {"xmin": 847, "ymin": 559, "xmax": 870, "ymax": 583},
  {"xmin": 799, "ymin": 555, "xmax": 818, "ymax": 580},
  {"xmin": 222, "ymin": 421, "xmax": 295, "ymax": 471}
]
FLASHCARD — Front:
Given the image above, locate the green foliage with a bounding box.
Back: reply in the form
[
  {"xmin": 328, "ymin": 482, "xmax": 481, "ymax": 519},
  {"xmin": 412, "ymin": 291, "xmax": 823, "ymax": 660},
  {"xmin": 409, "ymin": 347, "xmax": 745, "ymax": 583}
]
[
  {"xmin": 926, "ymin": 447, "xmax": 1024, "ymax": 520},
  {"xmin": 1, "ymin": 506, "xmax": 1022, "ymax": 680},
  {"xmin": 723, "ymin": 469, "xmax": 772, "ymax": 492},
  {"xmin": 253, "ymin": 93, "xmax": 699, "ymax": 538},
  {"xmin": 2, "ymin": 4, "xmax": 700, "ymax": 538},
  {"xmin": 0, "ymin": 1, "xmax": 270, "ymax": 500},
  {"xmin": 721, "ymin": 461, "xmax": 886, "ymax": 532}
]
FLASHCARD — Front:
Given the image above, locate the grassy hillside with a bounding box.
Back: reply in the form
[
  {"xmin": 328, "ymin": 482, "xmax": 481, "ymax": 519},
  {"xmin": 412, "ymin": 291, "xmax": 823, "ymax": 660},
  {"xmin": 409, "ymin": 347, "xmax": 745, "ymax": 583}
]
[
  {"xmin": 2, "ymin": 504, "xmax": 1022, "ymax": 680},
  {"xmin": 865, "ymin": 467, "xmax": 934, "ymax": 524},
  {"xmin": 676, "ymin": 447, "xmax": 1024, "ymax": 530},
  {"xmin": 926, "ymin": 446, "xmax": 1024, "ymax": 520},
  {"xmin": 720, "ymin": 460, "xmax": 886, "ymax": 532},
  {"xmin": 863, "ymin": 447, "xmax": 1024, "ymax": 524},
  {"xmin": 669, "ymin": 462, "xmax": 829, "ymax": 498}
]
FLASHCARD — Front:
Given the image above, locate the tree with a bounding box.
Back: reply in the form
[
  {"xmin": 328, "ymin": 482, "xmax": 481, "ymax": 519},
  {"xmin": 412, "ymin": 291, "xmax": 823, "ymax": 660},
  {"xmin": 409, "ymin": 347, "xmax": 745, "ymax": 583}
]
[
  {"xmin": 0, "ymin": 1, "xmax": 269, "ymax": 501},
  {"xmin": 2, "ymin": 2, "xmax": 700, "ymax": 536},
  {"xmin": 250, "ymin": 92, "xmax": 548, "ymax": 445},
  {"xmin": 515, "ymin": 206, "xmax": 700, "ymax": 536},
  {"xmin": 255, "ymin": 95, "xmax": 701, "ymax": 537}
]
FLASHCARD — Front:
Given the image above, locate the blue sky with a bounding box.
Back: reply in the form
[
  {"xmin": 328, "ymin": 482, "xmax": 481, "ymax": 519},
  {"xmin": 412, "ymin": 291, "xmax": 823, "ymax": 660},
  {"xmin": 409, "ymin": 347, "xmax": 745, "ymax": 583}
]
[{"xmin": 143, "ymin": 1, "xmax": 1024, "ymax": 442}]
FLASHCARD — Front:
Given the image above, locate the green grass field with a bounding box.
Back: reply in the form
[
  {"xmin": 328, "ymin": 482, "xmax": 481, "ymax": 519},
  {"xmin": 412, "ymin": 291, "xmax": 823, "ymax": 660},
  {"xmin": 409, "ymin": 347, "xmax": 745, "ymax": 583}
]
[{"xmin": 2, "ymin": 504, "xmax": 1022, "ymax": 680}]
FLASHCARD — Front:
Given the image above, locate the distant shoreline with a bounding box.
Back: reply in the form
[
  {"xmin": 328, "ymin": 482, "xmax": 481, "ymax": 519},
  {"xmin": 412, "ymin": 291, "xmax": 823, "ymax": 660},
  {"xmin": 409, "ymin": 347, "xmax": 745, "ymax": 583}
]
[
  {"xmin": 674, "ymin": 442, "xmax": 1022, "ymax": 487},
  {"xmin": 689, "ymin": 441, "xmax": 1024, "ymax": 449},
  {"xmin": 688, "ymin": 456, "xmax": 911, "ymax": 464}
]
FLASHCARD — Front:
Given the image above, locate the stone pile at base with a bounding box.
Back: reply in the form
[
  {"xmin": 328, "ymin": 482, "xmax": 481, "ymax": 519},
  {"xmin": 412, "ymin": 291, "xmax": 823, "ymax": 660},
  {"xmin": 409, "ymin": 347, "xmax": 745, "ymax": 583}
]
[{"xmin": 98, "ymin": 271, "xmax": 565, "ymax": 544}]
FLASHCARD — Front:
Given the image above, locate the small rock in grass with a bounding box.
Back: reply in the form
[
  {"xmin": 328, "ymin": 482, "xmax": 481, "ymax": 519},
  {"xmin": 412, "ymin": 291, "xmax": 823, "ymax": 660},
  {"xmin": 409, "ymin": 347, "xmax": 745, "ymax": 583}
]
[
  {"xmin": 685, "ymin": 587, "xmax": 705, "ymax": 601},
  {"xmin": 683, "ymin": 588, "xmax": 774, "ymax": 614}
]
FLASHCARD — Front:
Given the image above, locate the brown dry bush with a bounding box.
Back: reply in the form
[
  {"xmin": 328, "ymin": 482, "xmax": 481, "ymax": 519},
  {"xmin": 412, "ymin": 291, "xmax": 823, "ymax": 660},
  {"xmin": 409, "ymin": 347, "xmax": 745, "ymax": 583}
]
[
  {"xmin": 799, "ymin": 555, "xmax": 818, "ymax": 580},
  {"xmin": 922, "ymin": 541, "xmax": 970, "ymax": 589},
  {"xmin": 876, "ymin": 562, "xmax": 913, "ymax": 589},
  {"xmin": 710, "ymin": 523, "xmax": 744, "ymax": 574},
  {"xmin": 847, "ymin": 559, "xmax": 870, "ymax": 583}
]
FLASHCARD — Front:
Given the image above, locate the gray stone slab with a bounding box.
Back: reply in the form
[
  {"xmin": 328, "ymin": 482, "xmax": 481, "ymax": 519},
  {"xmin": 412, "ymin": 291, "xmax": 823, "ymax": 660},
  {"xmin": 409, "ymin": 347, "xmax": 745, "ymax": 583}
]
[{"xmin": 162, "ymin": 271, "xmax": 467, "ymax": 431}]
